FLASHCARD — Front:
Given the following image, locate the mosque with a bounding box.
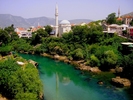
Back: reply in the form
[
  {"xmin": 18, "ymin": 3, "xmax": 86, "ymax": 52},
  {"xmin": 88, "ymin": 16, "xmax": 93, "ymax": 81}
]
[{"xmin": 51, "ymin": 4, "xmax": 71, "ymax": 37}]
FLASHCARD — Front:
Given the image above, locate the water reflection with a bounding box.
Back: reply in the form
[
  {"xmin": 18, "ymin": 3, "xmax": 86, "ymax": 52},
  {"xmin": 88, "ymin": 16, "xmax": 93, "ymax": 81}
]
[{"xmin": 55, "ymin": 72, "xmax": 59, "ymax": 100}]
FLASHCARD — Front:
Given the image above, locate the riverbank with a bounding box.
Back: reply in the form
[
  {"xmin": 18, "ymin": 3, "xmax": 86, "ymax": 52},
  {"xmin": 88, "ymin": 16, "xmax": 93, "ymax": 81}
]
[
  {"xmin": 0, "ymin": 94, "xmax": 7, "ymax": 100},
  {"xmin": 40, "ymin": 53, "xmax": 131, "ymax": 87},
  {"xmin": 41, "ymin": 53, "xmax": 101, "ymax": 73}
]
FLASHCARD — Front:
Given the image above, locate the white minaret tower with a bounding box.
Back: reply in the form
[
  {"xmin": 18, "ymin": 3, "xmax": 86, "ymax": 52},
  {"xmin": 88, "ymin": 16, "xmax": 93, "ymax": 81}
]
[
  {"xmin": 55, "ymin": 4, "xmax": 58, "ymax": 37},
  {"xmin": 118, "ymin": 7, "xmax": 120, "ymax": 18}
]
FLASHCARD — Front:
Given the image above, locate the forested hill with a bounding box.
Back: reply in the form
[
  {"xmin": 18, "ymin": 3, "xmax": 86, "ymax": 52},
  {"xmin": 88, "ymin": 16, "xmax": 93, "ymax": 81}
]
[{"xmin": 0, "ymin": 14, "xmax": 92, "ymax": 28}]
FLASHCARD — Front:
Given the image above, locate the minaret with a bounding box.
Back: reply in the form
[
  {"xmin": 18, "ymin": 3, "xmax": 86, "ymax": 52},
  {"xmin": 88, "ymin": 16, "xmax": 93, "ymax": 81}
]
[
  {"xmin": 118, "ymin": 7, "xmax": 120, "ymax": 18},
  {"xmin": 55, "ymin": 4, "xmax": 58, "ymax": 37}
]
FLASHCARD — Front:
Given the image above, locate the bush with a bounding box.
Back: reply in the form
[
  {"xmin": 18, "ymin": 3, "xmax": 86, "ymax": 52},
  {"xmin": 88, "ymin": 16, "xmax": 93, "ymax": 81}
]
[
  {"xmin": 71, "ymin": 48, "xmax": 84, "ymax": 60},
  {"xmin": 0, "ymin": 45, "xmax": 12, "ymax": 56},
  {"xmin": 0, "ymin": 58, "xmax": 43, "ymax": 100},
  {"xmin": 122, "ymin": 53, "xmax": 133, "ymax": 80},
  {"xmin": 89, "ymin": 54, "xmax": 100, "ymax": 67}
]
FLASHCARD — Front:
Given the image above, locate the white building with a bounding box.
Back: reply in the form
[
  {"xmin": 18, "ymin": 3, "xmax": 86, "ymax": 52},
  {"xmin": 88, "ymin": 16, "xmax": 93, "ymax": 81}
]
[
  {"xmin": 55, "ymin": 4, "xmax": 58, "ymax": 37},
  {"xmin": 18, "ymin": 31, "xmax": 32, "ymax": 38},
  {"xmin": 59, "ymin": 20, "xmax": 71, "ymax": 37},
  {"xmin": 50, "ymin": 4, "xmax": 71, "ymax": 37},
  {"xmin": 15, "ymin": 27, "xmax": 32, "ymax": 38},
  {"xmin": 121, "ymin": 24, "xmax": 128, "ymax": 31},
  {"xmin": 107, "ymin": 24, "xmax": 122, "ymax": 35}
]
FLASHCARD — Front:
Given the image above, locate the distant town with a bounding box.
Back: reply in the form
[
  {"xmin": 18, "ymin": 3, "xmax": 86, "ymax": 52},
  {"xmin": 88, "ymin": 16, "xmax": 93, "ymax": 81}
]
[{"xmin": 0, "ymin": 5, "xmax": 133, "ymax": 39}]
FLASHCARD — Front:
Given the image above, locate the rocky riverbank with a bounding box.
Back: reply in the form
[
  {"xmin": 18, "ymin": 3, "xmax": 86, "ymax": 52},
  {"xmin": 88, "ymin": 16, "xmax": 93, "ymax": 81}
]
[
  {"xmin": 111, "ymin": 76, "xmax": 131, "ymax": 87},
  {"xmin": 0, "ymin": 94, "xmax": 7, "ymax": 100},
  {"xmin": 41, "ymin": 53, "xmax": 101, "ymax": 73},
  {"xmin": 40, "ymin": 53, "xmax": 131, "ymax": 87}
]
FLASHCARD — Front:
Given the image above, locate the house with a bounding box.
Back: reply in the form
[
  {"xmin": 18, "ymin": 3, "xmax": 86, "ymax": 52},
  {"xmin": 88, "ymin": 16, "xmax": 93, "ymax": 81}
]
[
  {"xmin": 30, "ymin": 26, "xmax": 44, "ymax": 32},
  {"xmin": 120, "ymin": 24, "xmax": 128, "ymax": 31},
  {"xmin": 127, "ymin": 27, "xmax": 133, "ymax": 38},
  {"xmin": 122, "ymin": 16, "xmax": 133, "ymax": 26},
  {"xmin": 107, "ymin": 24, "xmax": 122, "ymax": 35},
  {"xmin": 15, "ymin": 27, "xmax": 32, "ymax": 38}
]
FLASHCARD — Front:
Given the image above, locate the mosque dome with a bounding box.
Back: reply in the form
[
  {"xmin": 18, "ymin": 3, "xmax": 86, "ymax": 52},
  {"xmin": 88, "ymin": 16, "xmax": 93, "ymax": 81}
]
[{"xmin": 60, "ymin": 20, "xmax": 70, "ymax": 25}]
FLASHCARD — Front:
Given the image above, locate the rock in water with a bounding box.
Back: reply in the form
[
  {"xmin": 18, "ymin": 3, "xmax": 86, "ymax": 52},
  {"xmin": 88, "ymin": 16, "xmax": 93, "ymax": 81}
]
[{"xmin": 111, "ymin": 76, "xmax": 131, "ymax": 87}]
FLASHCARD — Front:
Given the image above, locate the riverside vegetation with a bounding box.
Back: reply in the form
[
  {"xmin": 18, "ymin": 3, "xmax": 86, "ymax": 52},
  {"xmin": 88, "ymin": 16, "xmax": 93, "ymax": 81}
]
[
  {"xmin": 0, "ymin": 54, "xmax": 43, "ymax": 100},
  {"xmin": 0, "ymin": 20, "xmax": 133, "ymax": 98}
]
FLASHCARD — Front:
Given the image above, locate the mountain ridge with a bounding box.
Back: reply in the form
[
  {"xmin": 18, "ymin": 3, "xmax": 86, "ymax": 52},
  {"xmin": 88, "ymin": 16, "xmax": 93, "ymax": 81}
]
[
  {"xmin": 0, "ymin": 14, "xmax": 92, "ymax": 28},
  {"xmin": 121, "ymin": 11, "xmax": 133, "ymax": 17}
]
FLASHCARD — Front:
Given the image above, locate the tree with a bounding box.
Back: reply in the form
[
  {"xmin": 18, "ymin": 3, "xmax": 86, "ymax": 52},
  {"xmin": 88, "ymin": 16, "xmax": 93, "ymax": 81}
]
[
  {"xmin": 101, "ymin": 50, "xmax": 118, "ymax": 70},
  {"xmin": 4, "ymin": 24, "xmax": 14, "ymax": 34},
  {"xmin": 72, "ymin": 25, "xmax": 89, "ymax": 43},
  {"xmin": 106, "ymin": 13, "xmax": 116, "ymax": 24},
  {"xmin": 122, "ymin": 53, "xmax": 133, "ymax": 80},
  {"xmin": 71, "ymin": 48, "xmax": 84, "ymax": 60},
  {"xmin": 0, "ymin": 29, "xmax": 10, "ymax": 44},
  {"xmin": 87, "ymin": 30, "xmax": 104, "ymax": 44},
  {"xmin": 116, "ymin": 19, "xmax": 123, "ymax": 25},
  {"xmin": 36, "ymin": 28, "xmax": 49, "ymax": 37},
  {"xmin": 10, "ymin": 32, "xmax": 19, "ymax": 41},
  {"xmin": 130, "ymin": 20, "xmax": 133, "ymax": 26},
  {"xmin": 45, "ymin": 25, "xmax": 52, "ymax": 34},
  {"xmin": 31, "ymin": 28, "xmax": 49, "ymax": 45},
  {"xmin": 0, "ymin": 45, "xmax": 12, "ymax": 56},
  {"xmin": 89, "ymin": 54, "xmax": 100, "ymax": 67}
]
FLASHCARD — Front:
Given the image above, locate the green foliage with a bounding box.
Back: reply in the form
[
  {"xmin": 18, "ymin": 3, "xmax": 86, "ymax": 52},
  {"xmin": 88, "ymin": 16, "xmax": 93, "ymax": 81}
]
[
  {"xmin": 31, "ymin": 28, "xmax": 49, "ymax": 45},
  {"xmin": 0, "ymin": 29, "xmax": 10, "ymax": 44},
  {"xmin": 130, "ymin": 20, "xmax": 133, "ymax": 26},
  {"xmin": 1, "ymin": 24, "xmax": 133, "ymax": 82},
  {"xmin": 103, "ymin": 50, "xmax": 118, "ymax": 67},
  {"xmin": 10, "ymin": 32, "xmax": 19, "ymax": 41},
  {"xmin": 89, "ymin": 54, "xmax": 100, "ymax": 67},
  {"xmin": 122, "ymin": 53, "xmax": 133, "ymax": 80},
  {"xmin": 0, "ymin": 45, "xmax": 12, "ymax": 56},
  {"xmin": 87, "ymin": 30, "xmax": 104, "ymax": 44},
  {"xmin": 45, "ymin": 25, "xmax": 52, "ymax": 34},
  {"xmin": 72, "ymin": 25, "xmax": 88, "ymax": 43},
  {"xmin": 93, "ymin": 46, "xmax": 119, "ymax": 70},
  {"xmin": 0, "ymin": 58, "xmax": 43, "ymax": 100},
  {"xmin": 4, "ymin": 24, "xmax": 14, "ymax": 34},
  {"xmin": 15, "ymin": 92, "xmax": 37, "ymax": 100},
  {"xmin": 116, "ymin": 19, "xmax": 123, "ymax": 25},
  {"xmin": 106, "ymin": 13, "xmax": 116, "ymax": 24},
  {"xmin": 36, "ymin": 28, "xmax": 49, "ymax": 37},
  {"xmin": 62, "ymin": 32, "xmax": 73, "ymax": 43},
  {"xmin": 71, "ymin": 48, "xmax": 84, "ymax": 60},
  {"xmin": 11, "ymin": 39, "xmax": 32, "ymax": 52}
]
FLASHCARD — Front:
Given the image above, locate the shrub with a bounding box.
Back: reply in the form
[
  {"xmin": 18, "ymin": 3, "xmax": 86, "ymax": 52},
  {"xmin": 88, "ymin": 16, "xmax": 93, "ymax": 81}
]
[{"xmin": 89, "ymin": 54, "xmax": 100, "ymax": 67}]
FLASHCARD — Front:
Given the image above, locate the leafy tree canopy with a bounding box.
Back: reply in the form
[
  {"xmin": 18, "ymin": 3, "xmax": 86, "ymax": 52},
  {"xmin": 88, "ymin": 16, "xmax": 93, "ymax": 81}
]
[
  {"xmin": 106, "ymin": 13, "xmax": 116, "ymax": 24},
  {"xmin": 45, "ymin": 25, "xmax": 52, "ymax": 34}
]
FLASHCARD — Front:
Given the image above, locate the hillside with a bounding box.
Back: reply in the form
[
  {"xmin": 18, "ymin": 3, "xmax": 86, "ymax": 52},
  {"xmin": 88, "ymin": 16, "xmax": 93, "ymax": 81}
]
[
  {"xmin": 0, "ymin": 14, "xmax": 92, "ymax": 28},
  {"xmin": 0, "ymin": 14, "xmax": 31, "ymax": 28},
  {"xmin": 122, "ymin": 11, "xmax": 133, "ymax": 17}
]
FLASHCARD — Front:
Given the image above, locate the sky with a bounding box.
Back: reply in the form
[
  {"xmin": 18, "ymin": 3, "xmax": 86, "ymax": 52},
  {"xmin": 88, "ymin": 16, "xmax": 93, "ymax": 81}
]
[{"xmin": 0, "ymin": 0, "xmax": 133, "ymax": 20}]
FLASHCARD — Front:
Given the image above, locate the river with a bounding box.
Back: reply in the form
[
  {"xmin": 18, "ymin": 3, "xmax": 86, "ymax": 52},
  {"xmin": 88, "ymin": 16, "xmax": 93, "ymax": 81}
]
[{"xmin": 19, "ymin": 53, "xmax": 131, "ymax": 100}]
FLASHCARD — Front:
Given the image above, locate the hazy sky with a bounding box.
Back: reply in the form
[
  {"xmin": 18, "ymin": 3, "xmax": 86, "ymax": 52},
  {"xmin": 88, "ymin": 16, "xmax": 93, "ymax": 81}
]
[{"xmin": 0, "ymin": 0, "xmax": 132, "ymax": 20}]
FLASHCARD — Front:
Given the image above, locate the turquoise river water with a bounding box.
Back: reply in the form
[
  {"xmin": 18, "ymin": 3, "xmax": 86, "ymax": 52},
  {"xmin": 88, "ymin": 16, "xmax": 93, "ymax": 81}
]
[{"xmin": 20, "ymin": 54, "xmax": 131, "ymax": 100}]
